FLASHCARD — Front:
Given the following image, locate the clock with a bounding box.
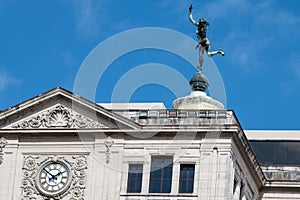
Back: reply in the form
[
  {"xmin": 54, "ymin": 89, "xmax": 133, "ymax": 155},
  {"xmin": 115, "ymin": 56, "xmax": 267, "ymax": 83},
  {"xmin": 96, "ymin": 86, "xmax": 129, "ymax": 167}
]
[{"xmin": 35, "ymin": 161, "xmax": 72, "ymax": 197}]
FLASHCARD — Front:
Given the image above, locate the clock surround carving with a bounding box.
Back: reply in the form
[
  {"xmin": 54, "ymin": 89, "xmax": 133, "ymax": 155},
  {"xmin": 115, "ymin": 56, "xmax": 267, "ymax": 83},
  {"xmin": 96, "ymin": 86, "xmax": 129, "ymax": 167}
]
[{"xmin": 21, "ymin": 154, "xmax": 88, "ymax": 200}]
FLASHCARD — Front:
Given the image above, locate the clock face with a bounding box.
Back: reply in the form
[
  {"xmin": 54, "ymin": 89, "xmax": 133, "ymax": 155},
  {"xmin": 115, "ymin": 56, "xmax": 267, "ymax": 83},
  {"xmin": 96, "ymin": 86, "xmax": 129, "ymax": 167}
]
[{"xmin": 36, "ymin": 161, "xmax": 72, "ymax": 197}]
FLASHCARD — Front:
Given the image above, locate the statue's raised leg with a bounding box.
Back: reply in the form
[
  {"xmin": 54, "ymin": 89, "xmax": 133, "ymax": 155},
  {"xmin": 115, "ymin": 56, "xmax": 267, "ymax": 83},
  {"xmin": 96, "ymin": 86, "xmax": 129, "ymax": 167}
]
[{"xmin": 207, "ymin": 48, "xmax": 225, "ymax": 57}]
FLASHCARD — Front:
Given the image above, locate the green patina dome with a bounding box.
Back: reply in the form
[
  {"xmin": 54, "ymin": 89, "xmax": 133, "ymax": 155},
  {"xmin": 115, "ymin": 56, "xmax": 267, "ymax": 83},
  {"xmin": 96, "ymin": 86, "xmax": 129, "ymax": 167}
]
[{"xmin": 189, "ymin": 72, "xmax": 209, "ymax": 92}]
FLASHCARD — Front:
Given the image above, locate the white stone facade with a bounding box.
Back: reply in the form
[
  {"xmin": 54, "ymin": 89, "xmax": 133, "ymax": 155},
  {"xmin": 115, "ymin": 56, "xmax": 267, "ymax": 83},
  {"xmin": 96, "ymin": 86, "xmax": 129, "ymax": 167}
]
[{"xmin": 0, "ymin": 88, "xmax": 299, "ymax": 200}]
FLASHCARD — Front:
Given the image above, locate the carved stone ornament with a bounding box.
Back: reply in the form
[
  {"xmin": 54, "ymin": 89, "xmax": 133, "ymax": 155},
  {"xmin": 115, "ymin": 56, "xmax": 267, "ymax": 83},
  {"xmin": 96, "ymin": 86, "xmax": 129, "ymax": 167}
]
[
  {"xmin": 21, "ymin": 155, "xmax": 88, "ymax": 200},
  {"xmin": 11, "ymin": 105, "xmax": 108, "ymax": 129},
  {"xmin": 0, "ymin": 137, "xmax": 7, "ymax": 165},
  {"xmin": 104, "ymin": 136, "xmax": 114, "ymax": 164}
]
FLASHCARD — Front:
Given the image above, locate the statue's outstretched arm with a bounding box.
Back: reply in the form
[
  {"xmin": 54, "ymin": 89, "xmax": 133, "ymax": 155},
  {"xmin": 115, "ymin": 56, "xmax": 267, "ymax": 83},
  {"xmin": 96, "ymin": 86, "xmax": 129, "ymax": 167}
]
[{"xmin": 189, "ymin": 5, "xmax": 198, "ymax": 26}]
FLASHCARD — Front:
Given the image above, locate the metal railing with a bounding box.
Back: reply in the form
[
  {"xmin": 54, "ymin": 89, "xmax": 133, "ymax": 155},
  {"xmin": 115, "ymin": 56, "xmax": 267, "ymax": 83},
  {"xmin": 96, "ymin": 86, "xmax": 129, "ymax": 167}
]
[{"xmin": 138, "ymin": 110, "xmax": 233, "ymax": 119}]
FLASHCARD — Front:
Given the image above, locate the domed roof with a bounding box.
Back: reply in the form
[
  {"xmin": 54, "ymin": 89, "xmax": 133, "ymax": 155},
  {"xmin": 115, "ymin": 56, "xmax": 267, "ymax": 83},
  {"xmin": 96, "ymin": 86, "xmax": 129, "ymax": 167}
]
[{"xmin": 189, "ymin": 72, "xmax": 209, "ymax": 92}]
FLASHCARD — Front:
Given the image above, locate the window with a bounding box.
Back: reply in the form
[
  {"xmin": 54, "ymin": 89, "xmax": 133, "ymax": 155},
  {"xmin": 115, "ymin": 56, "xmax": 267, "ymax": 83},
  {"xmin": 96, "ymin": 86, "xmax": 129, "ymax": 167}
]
[
  {"xmin": 179, "ymin": 164, "xmax": 195, "ymax": 193},
  {"xmin": 127, "ymin": 164, "xmax": 143, "ymax": 193},
  {"xmin": 149, "ymin": 156, "xmax": 173, "ymax": 193}
]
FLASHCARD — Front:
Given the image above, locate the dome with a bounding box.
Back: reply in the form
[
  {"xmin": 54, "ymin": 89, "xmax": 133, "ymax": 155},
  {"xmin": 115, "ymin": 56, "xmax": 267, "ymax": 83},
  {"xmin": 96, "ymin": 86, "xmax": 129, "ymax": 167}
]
[{"xmin": 189, "ymin": 72, "xmax": 209, "ymax": 92}]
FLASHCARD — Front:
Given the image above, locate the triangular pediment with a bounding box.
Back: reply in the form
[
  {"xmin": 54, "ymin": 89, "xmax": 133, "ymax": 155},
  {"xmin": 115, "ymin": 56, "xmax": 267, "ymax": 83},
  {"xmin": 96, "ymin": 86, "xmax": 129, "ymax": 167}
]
[
  {"xmin": 6, "ymin": 104, "xmax": 109, "ymax": 129},
  {"xmin": 0, "ymin": 87, "xmax": 140, "ymax": 130}
]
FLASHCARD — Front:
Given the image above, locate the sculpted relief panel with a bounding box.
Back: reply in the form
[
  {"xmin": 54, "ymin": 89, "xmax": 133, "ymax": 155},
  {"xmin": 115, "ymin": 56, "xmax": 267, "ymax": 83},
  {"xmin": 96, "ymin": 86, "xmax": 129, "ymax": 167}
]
[{"xmin": 9, "ymin": 105, "xmax": 108, "ymax": 129}]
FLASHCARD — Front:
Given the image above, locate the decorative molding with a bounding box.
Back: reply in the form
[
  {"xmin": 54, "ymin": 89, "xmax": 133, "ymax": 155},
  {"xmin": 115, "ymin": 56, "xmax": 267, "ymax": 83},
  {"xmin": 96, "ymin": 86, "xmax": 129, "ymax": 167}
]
[
  {"xmin": 70, "ymin": 155, "xmax": 87, "ymax": 200},
  {"xmin": 104, "ymin": 136, "xmax": 114, "ymax": 164},
  {"xmin": 21, "ymin": 154, "xmax": 88, "ymax": 200},
  {"xmin": 262, "ymin": 166, "xmax": 300, "ymax": 181},
  {"xmin": 237, "ymin": 130, "xmax": 266, "ymax": 184},
  {"xmin": 10, "ymin": 105, "xmax": 108, "ymax": 129},
  {"xmin": 21, "ymin": 155, "xmax": 39, "ymax": 200},
  {"xmin": 0, "ymin": 137, "xmax": 7, "ymax": 165},
  {"xmin": 0, "ymin": 137, "xmax": 7, "ymax": 148}
]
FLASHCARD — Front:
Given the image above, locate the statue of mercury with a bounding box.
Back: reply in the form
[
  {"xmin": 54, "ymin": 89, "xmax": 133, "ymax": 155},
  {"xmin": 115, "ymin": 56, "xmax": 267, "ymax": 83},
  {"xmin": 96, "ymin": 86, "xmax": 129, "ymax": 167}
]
[{"xmin": 189, "ymin": 5, "xmax": 224, "ymax": 73}]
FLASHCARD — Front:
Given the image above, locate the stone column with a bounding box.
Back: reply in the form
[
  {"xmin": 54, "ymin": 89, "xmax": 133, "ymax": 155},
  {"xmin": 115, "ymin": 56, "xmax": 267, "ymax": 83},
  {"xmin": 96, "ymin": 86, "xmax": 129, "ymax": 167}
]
[
  {"xmin": 209, "ymin": 147, "xmax": 218, "ymax": 199},
  {"xmin": 198, "ymin": 149, "xmax": 213, "ymax": 199},
  {"xmin": 171, "ymin": 162, "xmax": 180, "ymax": 194}
]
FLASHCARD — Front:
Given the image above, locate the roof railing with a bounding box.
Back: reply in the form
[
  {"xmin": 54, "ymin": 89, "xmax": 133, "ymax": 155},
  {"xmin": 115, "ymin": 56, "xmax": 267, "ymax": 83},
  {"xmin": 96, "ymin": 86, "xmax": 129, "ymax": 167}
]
[{"xmin": 138, "ymin": 110, "xmax": 232, "ymax": 119}]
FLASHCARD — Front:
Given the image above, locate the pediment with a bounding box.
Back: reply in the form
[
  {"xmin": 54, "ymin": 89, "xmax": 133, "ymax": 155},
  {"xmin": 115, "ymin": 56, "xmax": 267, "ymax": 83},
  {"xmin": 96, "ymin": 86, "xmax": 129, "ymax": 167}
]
[
  {"xmin": 6, "ymin": 104, "xmax": 108, "ymax": 129},
  {"xmin": 0, "ymin": 87, "xmax": 139, "ymax": 130}
]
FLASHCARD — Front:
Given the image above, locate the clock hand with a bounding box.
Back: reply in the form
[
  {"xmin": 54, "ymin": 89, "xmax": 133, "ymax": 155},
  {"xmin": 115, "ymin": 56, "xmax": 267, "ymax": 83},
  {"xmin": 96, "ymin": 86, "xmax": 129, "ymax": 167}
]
[
  {"xmin": 43, "ymin": 169, "xmax": 54, "ymax": 179},
  {"xmin": 53, "ymin": 171, "xmax": 62, "ymax": 180}
]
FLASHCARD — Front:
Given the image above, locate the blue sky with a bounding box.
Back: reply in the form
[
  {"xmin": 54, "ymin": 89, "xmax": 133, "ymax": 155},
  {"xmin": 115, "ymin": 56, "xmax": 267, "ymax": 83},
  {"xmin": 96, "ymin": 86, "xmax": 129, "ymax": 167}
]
[{"xmin": 1, "ymin": 0, "xmax": 300, "ymax": 130}]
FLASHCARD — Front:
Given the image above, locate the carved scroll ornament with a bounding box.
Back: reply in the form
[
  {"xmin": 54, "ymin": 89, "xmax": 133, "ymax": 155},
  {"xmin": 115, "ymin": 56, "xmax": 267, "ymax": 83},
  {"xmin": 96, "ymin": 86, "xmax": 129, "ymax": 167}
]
[{"xmin": 0, "ymin": 137, "xmax": 7, "ymax": 165}]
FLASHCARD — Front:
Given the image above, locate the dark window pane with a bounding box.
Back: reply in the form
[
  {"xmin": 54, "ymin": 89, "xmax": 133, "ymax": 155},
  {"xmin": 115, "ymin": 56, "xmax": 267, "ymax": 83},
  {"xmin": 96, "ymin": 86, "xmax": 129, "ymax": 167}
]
[
  {"xmin": 149, "ymin": 156, "xmax": 173, "ymax": 193},
  {"xmin": 164, "ymin": 166, "xmax": 173, "ymax": 177},
  {"xmin": 162, "ymin": 180, "xmax": 172, "ymax": 193},
  {"xmin": 128, "ymin": 180, "xmax": 136, "ymax": 193},
  {"xmin": 181, "ymin": 168, "xmax": 187, "ymax": 177},
  {"xmin": 163, "ymin": 158, "xmax": 173, "ymax": 166},
  {"xmin": 189, "ymin": 168, "xmax": 195, "ymax": 178},
  {"xmin": 179, "ymin": 164, "xmax": 195, "ymax": 193},
  {"xmin": 150, "ymin": 180, "xmax": 161, "ymax": 193},
  {"xmin": 153, "ymin": 157, "xmax": 161, "ymax": 164},
  {"xmin": 286, "ymin": 142, "xmax": 300, "ymax": 164},
  {"xmin": 151, "ymin": 169, "xmax": 162, "ymax": 179},
  {"xmin": 187, "ymin": 181, "xmax": 193, "ymax": 193},
  {"xmin": 250, "ymin": 141, "xmax": 287, "ymax": 165},
  {"xmin": 129, "ymin": 172, "xmax": 136, "ymax": 178},
  {"xmin": 127, "ymin": 164, "xmax": 143, "ymax": 193},
  {"xmin": 180, "ymin": 180, "xmax": 187, "ymax": 192},
  {"xmin": 249, "ymin": 141, "xmax": 300, "ymax": 165},
  {"xmin": 136, "ymin": 181, "xmax": 142, "ymax": 192}
]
